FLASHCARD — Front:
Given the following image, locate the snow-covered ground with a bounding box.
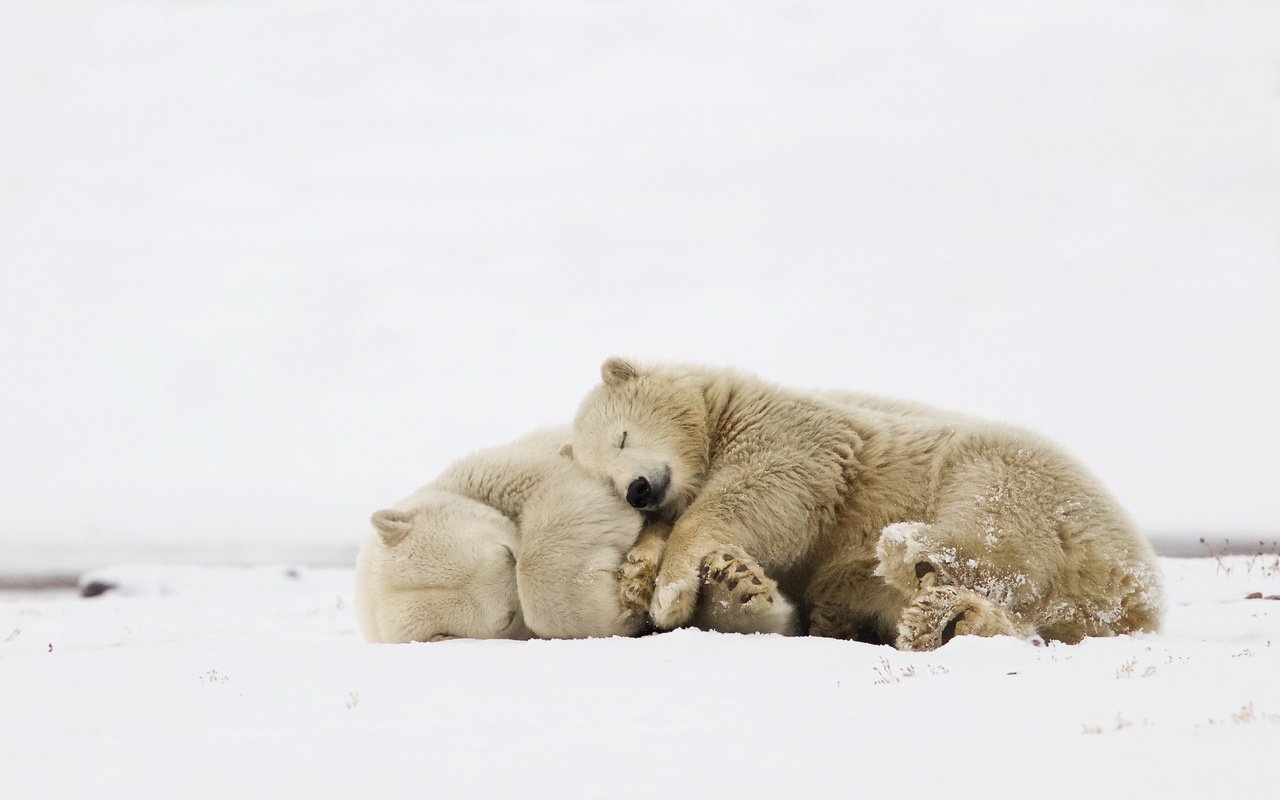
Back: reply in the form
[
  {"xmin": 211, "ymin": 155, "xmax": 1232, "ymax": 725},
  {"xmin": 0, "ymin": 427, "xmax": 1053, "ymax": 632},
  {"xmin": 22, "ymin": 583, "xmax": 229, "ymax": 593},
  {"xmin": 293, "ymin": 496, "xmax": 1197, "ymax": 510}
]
[{"xmin": 2, "ymin": 556, "xmax": 1278, "ymax": 798}]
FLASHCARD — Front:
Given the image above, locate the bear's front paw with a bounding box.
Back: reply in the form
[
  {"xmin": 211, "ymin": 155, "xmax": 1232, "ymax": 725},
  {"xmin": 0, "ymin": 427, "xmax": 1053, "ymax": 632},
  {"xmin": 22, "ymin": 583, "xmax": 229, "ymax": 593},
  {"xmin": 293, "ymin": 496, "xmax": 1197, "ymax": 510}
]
[
  {"xmin": 618, "ymin": 550, "xmax": 660, "ymax": 616},
  {"xmin": 701, "ymin": 545, "xmax": 781, "ymax": 611},
  {"xmin": 896, "ymin": 585, "xmax": 1021, "ymax": 651}
]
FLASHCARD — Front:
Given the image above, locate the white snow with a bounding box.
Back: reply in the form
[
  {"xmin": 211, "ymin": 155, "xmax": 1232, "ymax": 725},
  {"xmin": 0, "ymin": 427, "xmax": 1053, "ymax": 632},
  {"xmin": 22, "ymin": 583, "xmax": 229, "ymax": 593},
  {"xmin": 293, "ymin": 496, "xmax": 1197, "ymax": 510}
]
[
  {"xmin": 2, "ymin": 556, "xmax": 1279, "ymax": 798},
  {"xmin": 880, "ymin": 520, "xmax": 927, "ymax": 546},
  {"xmin": 1, "ymin": 0, "xmax": 1278, "ymax": 572},
  {"xmin": 1, "ymin": 2, "xmax": 1277, "ymax": 792}
]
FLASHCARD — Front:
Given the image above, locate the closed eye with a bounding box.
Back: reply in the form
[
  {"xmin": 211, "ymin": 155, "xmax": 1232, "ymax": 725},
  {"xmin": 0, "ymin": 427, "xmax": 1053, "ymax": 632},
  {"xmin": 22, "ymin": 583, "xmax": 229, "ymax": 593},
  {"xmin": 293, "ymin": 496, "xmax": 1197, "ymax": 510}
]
[{"xmin": 619, "ymin": 431, "xmax": 628, "ymax": 450}]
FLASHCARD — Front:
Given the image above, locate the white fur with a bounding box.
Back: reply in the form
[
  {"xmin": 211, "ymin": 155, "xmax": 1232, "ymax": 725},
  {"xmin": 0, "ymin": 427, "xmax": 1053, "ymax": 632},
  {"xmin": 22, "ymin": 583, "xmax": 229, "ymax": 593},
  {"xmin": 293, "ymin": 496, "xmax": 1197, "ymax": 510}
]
[
  {"xmin": 356, "ymin": 428, "xmax": 646, "ymax": 642},
  {"xmin": 569, "ymin": 359, "xmax": 1164, "ymax": 649},
  {"xmin": 356, "ymin": 426, "xmax": 800, "ymax": 643}
]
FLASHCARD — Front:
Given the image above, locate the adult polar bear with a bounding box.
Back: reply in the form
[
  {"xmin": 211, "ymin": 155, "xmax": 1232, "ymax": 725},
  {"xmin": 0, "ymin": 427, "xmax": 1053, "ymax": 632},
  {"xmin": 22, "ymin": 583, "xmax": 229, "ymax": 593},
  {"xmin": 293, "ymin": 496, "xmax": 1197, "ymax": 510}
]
[
  {"xmin": 356, "ymin": 427, "xmax": 798, "ymax": 643},
  {"xmin": 563, "ymin": 358, "xmax": 1163, "ymax": 650}
]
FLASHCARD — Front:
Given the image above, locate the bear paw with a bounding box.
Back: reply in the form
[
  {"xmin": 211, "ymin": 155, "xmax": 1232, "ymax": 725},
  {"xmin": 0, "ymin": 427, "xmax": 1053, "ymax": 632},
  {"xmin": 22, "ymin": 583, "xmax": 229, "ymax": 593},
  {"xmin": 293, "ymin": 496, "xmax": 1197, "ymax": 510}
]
[
  {"xmin": 618, "ymin": 548, "xmax": 660, "ymax": 617},
  {"xmin": 896, "ymin": 585, "xmax": 1020, "ymax": 651},
  {"xmin": 701, "ymin": 545, "xmax": 780, "ymax": 608},
  {"xmin": 874, "ymin": 521, "xmax": 939, "ymax": 595},
  {"xmin": 649, "ymin": 545, "xmax": 782, "ymax": 630}
]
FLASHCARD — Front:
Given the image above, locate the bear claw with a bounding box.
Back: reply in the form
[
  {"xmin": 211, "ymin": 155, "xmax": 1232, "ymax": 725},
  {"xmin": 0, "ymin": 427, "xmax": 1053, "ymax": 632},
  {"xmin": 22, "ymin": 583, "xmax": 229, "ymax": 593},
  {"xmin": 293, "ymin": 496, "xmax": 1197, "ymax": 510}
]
[{"xmin": 700, "ymin": 547, "xmax": 780, "ymax": 611}]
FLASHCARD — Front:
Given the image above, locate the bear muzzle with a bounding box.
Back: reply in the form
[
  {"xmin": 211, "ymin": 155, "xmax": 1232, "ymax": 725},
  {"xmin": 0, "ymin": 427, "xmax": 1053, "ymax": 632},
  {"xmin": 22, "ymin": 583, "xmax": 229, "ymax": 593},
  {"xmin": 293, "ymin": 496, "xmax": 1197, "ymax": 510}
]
[{"xmin": 626, "ymin": 469, "xmax": 671, "ymax": 509}]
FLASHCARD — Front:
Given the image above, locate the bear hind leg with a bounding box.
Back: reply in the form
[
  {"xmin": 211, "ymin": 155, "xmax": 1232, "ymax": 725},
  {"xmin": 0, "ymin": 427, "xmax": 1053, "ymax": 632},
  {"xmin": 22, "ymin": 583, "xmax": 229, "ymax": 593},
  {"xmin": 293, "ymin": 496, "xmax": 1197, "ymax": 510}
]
[
  {"xmin": 896, "ymin": 584, "xmax": 1027, "ymax": 651},
  {"xmin": 875, "ymin": 521, "xmax": 948, "ymax": 597},
  {"xmin": 876, "ymin": 520, "xmax": 1037, "ymax": 650}
]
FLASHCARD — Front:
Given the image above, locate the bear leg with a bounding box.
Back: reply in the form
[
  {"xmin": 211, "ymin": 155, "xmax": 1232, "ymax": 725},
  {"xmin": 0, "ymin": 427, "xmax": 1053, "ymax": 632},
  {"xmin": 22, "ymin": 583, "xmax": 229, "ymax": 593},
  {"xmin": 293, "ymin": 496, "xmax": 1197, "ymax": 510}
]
[
  {"xmin": 874, "ymin": 521, "xmax": 944, "ymax": 598},
  {"xmin": 700, "ymin": 544, "xmax": 782, "ymax": 608},
  {"xmin": 650, "ymin": 542, "xmax": 784, "ymax": 630},
  {"xmin": 896, "ymin": 584, "xmax": 1026, "ymax": 651},
  {"xmin": 618, "ymin": 522, "xmax": 669, "ymax": 617},
  {"xmin": 877, "ymin": 519, "xmax": 1039, "ymax": 649},
  {"xmin": 805, "ymin": 555, "xmax": 906, "ymax": 643},
  {"xmin": 695, "ymin": 550, "xmax": 799, "ymax": 635}
]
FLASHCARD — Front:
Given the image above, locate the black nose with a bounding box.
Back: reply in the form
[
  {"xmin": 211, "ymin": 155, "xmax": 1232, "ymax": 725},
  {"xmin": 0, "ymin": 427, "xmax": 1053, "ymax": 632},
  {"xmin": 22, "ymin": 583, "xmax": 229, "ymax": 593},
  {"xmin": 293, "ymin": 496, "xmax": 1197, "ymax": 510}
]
[
  {"xmin": 626, "ymin": 471, "xmax": 670, "ymax": 509},
  {"xmin": 626, "ymin": 477, "xmax": 652, "ymax": 508}
]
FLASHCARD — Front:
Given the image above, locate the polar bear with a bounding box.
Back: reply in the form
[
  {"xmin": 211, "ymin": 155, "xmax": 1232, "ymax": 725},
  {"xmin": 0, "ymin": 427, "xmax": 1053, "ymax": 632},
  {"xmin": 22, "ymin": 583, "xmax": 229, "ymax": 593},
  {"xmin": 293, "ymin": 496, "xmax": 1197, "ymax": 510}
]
[
  {"xmin": 563, "ymin": 358, "xmax": 1163, "ymax": 651},
  {"xmin": 356, "ymin": 427, "xmax": 798, "ymax": 643}
]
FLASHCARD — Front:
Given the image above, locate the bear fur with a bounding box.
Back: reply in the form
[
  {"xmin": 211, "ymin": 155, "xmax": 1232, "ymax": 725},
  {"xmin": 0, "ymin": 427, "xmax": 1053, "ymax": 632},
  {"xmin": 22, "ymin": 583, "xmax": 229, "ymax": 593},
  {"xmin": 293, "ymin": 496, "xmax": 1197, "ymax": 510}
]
[
  {"xmin": 564, "ymin": 358, "xmax": 1164, "ymax": 650},
  {"xmin": 356, "ymin": 427, "xmax": 798, "ymax": 643}
]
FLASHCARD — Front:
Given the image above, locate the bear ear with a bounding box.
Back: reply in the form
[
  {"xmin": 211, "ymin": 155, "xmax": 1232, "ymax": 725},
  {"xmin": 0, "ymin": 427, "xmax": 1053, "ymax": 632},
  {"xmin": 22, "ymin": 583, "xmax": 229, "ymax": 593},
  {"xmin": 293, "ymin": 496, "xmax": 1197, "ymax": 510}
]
[
  {"xmin": 601, "ymin": 357, "xmax": 639, "ymax": 386},
  {"xmin": 558, "ymin": 442, "xmax": 574, "ymax": 459},
  {"xmin": 371, "ymin": 509, "xmax": 413, "ymax": 546}
]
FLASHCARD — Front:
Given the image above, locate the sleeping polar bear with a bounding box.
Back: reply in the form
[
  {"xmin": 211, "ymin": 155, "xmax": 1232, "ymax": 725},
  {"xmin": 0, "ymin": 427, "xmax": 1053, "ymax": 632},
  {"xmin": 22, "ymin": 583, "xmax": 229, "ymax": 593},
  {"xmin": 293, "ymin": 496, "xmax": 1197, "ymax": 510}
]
[
  {"xmin": 563, "ymin": 359, "xmax": 1164, "ymax": 651},
  {"xmin": 355, "ymin": 427, "xmax": 798, "ymax": 643}
]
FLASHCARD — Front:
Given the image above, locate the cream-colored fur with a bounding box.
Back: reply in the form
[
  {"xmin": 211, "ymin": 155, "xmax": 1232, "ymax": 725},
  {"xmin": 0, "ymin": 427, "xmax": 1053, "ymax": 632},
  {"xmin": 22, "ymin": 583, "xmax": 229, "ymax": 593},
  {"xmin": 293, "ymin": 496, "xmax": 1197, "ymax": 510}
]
[
  {"xmin": 566, "ymin": 359, "xmax": 1164, "ymax": 650},
  {"xmin": 356, "ymin": 427, "xmax": 798, "ymax": 643}
]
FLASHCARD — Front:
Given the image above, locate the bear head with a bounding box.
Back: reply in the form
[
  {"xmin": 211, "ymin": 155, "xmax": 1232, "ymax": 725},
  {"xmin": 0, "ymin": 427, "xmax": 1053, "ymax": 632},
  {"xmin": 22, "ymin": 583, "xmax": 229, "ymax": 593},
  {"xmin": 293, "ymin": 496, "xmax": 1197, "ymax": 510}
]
[
  {"xmin": 563, "ymin": 357, "xmax": 710, "ymax": 520},
  {"xmin": 355, "ymin": 489, "xmax": 531, "ymax": 643}
]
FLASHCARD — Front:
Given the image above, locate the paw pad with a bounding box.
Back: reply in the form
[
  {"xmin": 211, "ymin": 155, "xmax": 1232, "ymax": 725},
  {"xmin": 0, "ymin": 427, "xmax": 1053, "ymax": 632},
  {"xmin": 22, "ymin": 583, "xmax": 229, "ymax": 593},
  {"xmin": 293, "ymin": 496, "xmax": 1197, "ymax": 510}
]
[
  {"xmin": 914, "ymin": 561, "xmax": 938, "ymax": 588},
  {"xmin": 701, "ymin": 548, "xmax": 779, "ymax": 610},
  {"xmin": 618, "ymin": 553, "xmax": 661, "ymax": 615},
  {"xmin": 940, "ymin": 611, "xmax": 965, "ymax": 645}
]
